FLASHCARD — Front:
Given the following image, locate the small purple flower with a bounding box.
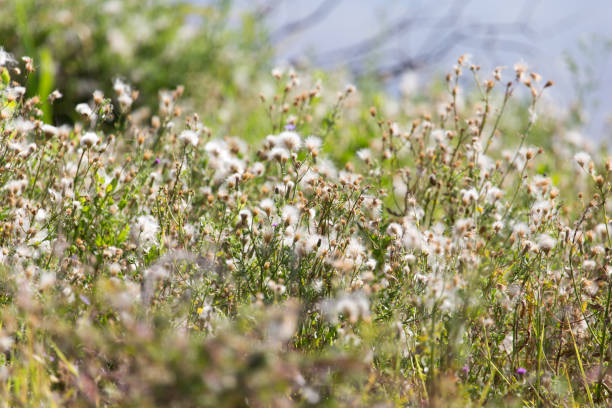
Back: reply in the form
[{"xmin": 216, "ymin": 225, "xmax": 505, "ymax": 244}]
[
  {"xmin": 284, "ymin": 123, "xmax": 296, "ymax": 131},
  {"xmin": 462, "ymin": 365, "xmax": 469, "ymax": 374},
  {"xmin": 79, "ymin": 294, "xmax": 91, "ymax": 306},
  {"xmin": 272, "ymin": 223, "xmax": 278, "ymax": 228},
  {"xmin": 154, "ymin": 157, "xmax": 161, "ymax": 165},
  {"xmin": 516, "ymin": 367, "xmax": 527, "ymax": 375}
]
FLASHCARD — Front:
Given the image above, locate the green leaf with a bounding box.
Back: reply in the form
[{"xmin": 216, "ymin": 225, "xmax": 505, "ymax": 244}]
[
  {"xmin": 117, "ymin": 224, "xmax": 130, "ymax": 244},
  {"xmin": 38, "ymin": 48, "xmax": 55, "ymax": 123},
  {"xmin": 1, "ymin": 68, "xmax": 9, "ymax": 85}
]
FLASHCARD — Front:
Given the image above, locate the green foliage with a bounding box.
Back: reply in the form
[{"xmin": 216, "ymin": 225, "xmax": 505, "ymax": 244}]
[{"xmin": 0, "ymin": 0, "xmax": 271, "ymax": 127}]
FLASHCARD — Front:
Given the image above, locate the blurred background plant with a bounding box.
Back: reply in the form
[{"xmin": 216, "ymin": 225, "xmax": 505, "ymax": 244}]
[{"xmin": 0, "ymin": 0, "xmax": 272, "ymax": 133}]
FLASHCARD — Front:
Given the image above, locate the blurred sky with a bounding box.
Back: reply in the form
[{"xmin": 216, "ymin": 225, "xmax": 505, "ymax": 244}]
[{"xmin": 225, "ymin": 0, "xmax": 612, "ymax": 142}]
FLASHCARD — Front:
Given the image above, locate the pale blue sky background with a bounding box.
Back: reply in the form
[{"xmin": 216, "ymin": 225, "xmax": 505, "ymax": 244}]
[{"xmin": 224, "ymin": 0, "xmax": 612, "ymax": 142}]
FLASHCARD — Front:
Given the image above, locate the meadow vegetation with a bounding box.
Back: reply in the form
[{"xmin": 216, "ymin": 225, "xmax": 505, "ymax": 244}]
[{"xmin": 0, "ymin": 1, "xmax": 610, "ymax": 406}]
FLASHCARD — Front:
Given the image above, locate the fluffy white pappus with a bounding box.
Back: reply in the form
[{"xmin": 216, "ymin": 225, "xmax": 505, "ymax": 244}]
[
  {"xmin": 321, "ymin": 292, "xmax": 370, "ymax": 324},
  {"xmin": 295, "ymin": 233, "xmax": 323, "ymax": 257},
  {"xmin": 278, "ymin": 131, "xmax": 302, "ymax": 151},
  {"xmin": 269, "ymin": 146, "xmax": 290, "ymax": 162},
  {"xmin": 0, "ymin": 47, "xmax": 16, "ymax": 66},
  {"xmin": 573, "ymin": 151, "xmax": 591, "ymax": 168},
  {"xmin": 80, "ymin": 132, "xmax": 99, "ymax": 148},
  {"xmin": 316, "ymin": 158, "xmax": 338, "ymax": 179},
  {"xmin": 345, "ymin": 237, "xmax": 365, "ymax": 261},
  {"xmin": 402, "ymin": 222, "xmax": 423, "ymax": 251},
  {"xmin": 41, "ymin": 124, "xmax": 59, "ymax": 137},
  {"xmin": 259, "ymin": 198, "xmax": 275, "ymax": 215},
  {"xmin": 204, "ymin": 139, "xmax": 228, "ymax": 158},
  {"xmin": 178, "ymin": 130, "xmax": 199, "ymax": 147},
  {"xmin": 75, "ymin": 103, "xmax": 93, "ymax": 118},
  {"xmin": 460, "ymin": 188, "xmax": 479, "ymax": 205},
  {"xmin": 305, "ymin": 136, "xmax": 322, "ymax": 153},
  {"xmin": 113, "ymin": 78, "xmax": 133, "ymax": 110},
  {"xmin": 386, "ymin": 222, "xmax": 403, "ymax": 238},
  {"xmin": 356, "ymin": 148, "xmax": 372, "ymax": 163},
  {"xmin": 281, "ymin": 205, "xmax": 300, "ymax": 226},
  {"xmin": 8, "ymin": 118, "xmax": 35, "ymax": 134},
  {"xmin": 250, "ymin": 162, "xmax": 265, "ymax": 176},
  {"xmin": 512, "ymin": 222, "xmax": 529, "ymax": 239},
  {"xmin": 132, "ymin": 215, "xmax": 160, "ymax": 251},
  {"xmin": 536, "ymin": 233, "xmax": 556, "ymax": 253},
  {"xmin": 485, "ymin": 186, "xmax": 504, "ymax": 204}
]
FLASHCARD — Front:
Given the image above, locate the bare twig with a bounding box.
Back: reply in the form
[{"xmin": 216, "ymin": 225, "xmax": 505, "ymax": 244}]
[{"xmin": 269, "ymin": 0, "xmax": 343, "ymax": 43}]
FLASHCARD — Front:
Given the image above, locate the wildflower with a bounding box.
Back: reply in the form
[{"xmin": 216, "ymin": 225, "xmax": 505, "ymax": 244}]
[
  {"xmin": 7, "ymin": 86, "xmax": 26, "ymax": 99},
  {"xmin": 260, "ymin": 198, "xmax": 275, "ymax": 216},
  {"xmin": 41, "ymin": 124, "xmax": 59, "ymax": 137},
  {"xmin": 39, "ymin": 272, "xmax": 56, "ymax": 290},
  {"xmin": 574, "ymin": 151, "xmax": 591, "ymax": 168},
  {"xmin": 582, "ymin": 259, "xmax": 597, "ymax": 272},
  {"xmin": 305, "ymin": 136, "xmax": 322, "ymax": 155},
  {"xmin": 80, "ymin": 132, "xmax": 99, "ymax": 148},
  {"xmin": 266, "ymin": 301, "xmax": 298, "ymax": 345},
  {"xmin": 0, "ymin": 47, "xmax": 15, "ymax": 66},
  {"xmin": 278, "ymin": 131, "xmax": 302, "ymax": 151},
  {"xmin": 316, "ymin": 158, "xmax": 338, "ymax": 179},
  {"xmin": 514, "ymin": 62, "xmax": 527, "ymax": 80},
  {"xmin": 204, "ymin": 139, "xmax": 227, "ymax": 158},
  {"xmin": 402, "ymin": 223, "xmax": 423, "ymax": 251},
  {"xmin": 486, "ymin": 186, "xmax": 504, "ymax": 203},
  {"xmin": 75, "ymin": 103, "xmax": 93, "ymax": 118},
  {"xmin": 357, "ymin": 148, "xmax": 372, "ymax": 164},
  {"xmin": 271, "ymin": 67, "xmax": 283, "ymax": 79},
  {"xmin": 93, "ymin": 90, "xmax": 104, "ymax": 104},
  {"xmin": 113, "ymin": 78, "xmax": 129, "ymax": 95},
  {"xmin": 454, "ymin": 218, "xmax": 474, "ymax": 237},
  {"xmin": 178, "ymin": 129, "xmax": 199, "ymax": 147},
  {"xmin": 281, "ymin": 205, "xmax": 299, "ymax": 226},
  {"xmin": 295, "ymin": 233, "xmax": 322, "ymax": 257},
  {"xmin": 269, "ymin": 146, "xmax": 290, "ymax": 162},
  {"xmin": 238, "ymin": 209, "xmax": 252, "ymax": 225},
  {"xmin": 492, "ymin": 220, "xmax": 504, "ymax": 233},
  {"xmin": 250, "ymin": 162, "xmax": 265, "ymax": 176},
  {"xmin": 530, "ymin": 200, "xmax": 553, "ymax": 225},
  {"xmin": 537, "ymin": 234, "xmax": 556, "ymax": 253},
  {"xmin": 512, "ymin": 222, "xmax": 529, "ymax": 239},
  {"xmin": 108, "ymin": 263, "xmax": 122, "ymax": 276},
  {"xmin": 516, "ymin": 367, "xmax": 527, "ymax": 375},
  {"xmin": 500, "ymin": 333, "xmax": 514, "ymax": 353},
  {"xmin": 0, "ymin": 336, "xmax": 14, "ymax": 352},
  {"xmin": 322, "ymin": 292, "xmax": 370, "ymax": 324},
  {"xmin": 132, "ymin": 215, "xmax": 159, "ymax": 251},
  {"xmin": 345, "ymin": 237, "xmax": 365, "ymax": 261},
  {"xmin": 3, "ymin": 179, "xmax": 28, "ymax": 194},
  {"xmin": 113, "ymin": 78, "xmax": 134, "ymax": 110},
  {"xmin": 460, "ymin": 188, "xmax": 478, "ymax": 205},
  {"xmin": 79, "ymin": 294, "xmax": 91, "ymax": 306},
  {"xmin": 386, "ymin": 223, "xmax": 403, "ymax": 238}
]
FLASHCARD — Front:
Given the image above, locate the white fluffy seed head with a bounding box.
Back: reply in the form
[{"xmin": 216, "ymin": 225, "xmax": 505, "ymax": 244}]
[
  {"xmin": 80, "ymin": 132, "xmax": 99, "ymax": 148},
  {"xmin": 574, "ymin": 151, "xmax": 591, "ymax": 168},
  {"xmin": 179, "ymin": 130, "xmax": 199, "ymax": 147}
]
